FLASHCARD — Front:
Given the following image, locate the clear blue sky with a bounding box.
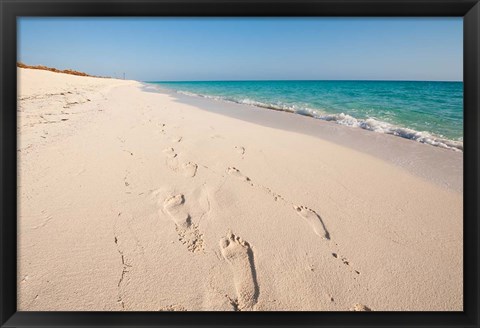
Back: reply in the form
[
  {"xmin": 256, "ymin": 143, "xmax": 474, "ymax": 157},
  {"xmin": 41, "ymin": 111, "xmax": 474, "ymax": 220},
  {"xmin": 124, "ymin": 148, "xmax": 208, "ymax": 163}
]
[{"xmin": 18, "ymin": 17, "xmax": 462, "ymax": 81}]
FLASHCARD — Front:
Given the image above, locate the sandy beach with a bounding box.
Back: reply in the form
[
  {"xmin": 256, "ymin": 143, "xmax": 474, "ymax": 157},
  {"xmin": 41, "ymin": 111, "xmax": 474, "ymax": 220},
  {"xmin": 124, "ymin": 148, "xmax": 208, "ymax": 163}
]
[{"xmin": 17, "ymin": 68, "xmax": 463, "ymax": 311}]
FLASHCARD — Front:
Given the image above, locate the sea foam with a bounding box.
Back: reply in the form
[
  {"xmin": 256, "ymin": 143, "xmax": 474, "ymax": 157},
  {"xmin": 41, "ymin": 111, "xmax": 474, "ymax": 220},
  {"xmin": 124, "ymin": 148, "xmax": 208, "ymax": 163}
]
[{"xmin": 174, "ymin": 90, "xmax": 463, "ymax": 152}]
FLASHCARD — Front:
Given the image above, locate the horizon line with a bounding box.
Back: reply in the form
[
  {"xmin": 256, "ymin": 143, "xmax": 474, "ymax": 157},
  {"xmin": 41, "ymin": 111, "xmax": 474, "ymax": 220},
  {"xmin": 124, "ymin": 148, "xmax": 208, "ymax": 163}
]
[{"xmin": 144, "ymin": 78, "xmax": 463, "ymax": 83}]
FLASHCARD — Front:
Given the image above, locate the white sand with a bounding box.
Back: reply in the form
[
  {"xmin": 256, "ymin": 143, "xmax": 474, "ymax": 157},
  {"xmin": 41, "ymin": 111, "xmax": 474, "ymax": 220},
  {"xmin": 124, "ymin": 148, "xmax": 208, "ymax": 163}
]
[{"xmin": 17, "ymin": 68, "xmax": 463, "ymax": 311}]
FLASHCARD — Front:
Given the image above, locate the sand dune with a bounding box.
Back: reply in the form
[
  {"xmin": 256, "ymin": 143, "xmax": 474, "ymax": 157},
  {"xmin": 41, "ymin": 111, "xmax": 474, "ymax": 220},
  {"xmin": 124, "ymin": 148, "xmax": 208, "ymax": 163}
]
[{"xmin": 17, "ymin": 68, "xmax": 462, "ymax": 311}]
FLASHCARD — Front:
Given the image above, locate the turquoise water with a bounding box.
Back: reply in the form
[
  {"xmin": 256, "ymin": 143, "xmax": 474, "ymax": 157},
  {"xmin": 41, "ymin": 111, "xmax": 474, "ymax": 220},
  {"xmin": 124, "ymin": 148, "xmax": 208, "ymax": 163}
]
[{"xmin": 148, "ymin": 80, "xmax": 463, "ymax": 151}]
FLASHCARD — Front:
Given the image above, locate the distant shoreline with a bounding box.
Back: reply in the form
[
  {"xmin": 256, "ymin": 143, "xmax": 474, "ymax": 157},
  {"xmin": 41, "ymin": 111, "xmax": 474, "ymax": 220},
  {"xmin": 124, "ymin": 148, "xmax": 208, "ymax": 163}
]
[
  {"xmin": 146, "ymin": 79, "xmax": 463, "ymax": 83},
  {"xmin": 144, "ymin": 81, "xmax": 464, "ymax": 153}
]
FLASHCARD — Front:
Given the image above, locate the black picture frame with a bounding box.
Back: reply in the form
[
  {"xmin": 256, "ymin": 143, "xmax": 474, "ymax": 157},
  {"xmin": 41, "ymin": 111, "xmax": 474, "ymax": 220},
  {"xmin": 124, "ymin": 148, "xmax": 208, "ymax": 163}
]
[{"xmin": 1, "ymin": 0, "xmax": 479, "ymax": 327}]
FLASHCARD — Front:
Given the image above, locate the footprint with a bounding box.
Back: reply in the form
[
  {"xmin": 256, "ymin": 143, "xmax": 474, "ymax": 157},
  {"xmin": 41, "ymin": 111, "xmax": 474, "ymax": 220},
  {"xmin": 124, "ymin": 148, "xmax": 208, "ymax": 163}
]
[
  {"xmin": 163, "ymin": 148, "xmax": 179, "ymax": 171},
  {"xmin": 171, "ymin": 136, "xmax": 183, "ymax": 143},
  {"xmin": 159, "ymin": 304, "xmax": 187, "ymax": 311},
  {"xmin": 294, "ymin": 206, "xmax": 330, "ymax": 240},
  {"xmin": 235, "ymin": 146, "xmax": 245, "ymax": 155},
  {"xmin": 351, "ymin": 303, "xmax": 372, "ymax": 311},
  {"xmin": 183, "ymin": 162, "xmax": 198, "ymax": 178},
  {"xmin": 163, "ymin": 194, "xmax": 190, "ymax": 228},
  {"xmin": 227, "ymin": 167, "xmax": 250, "ymax": 182},
  {"xmin": 163, "ymin": 147, "xmax": 177, "ymax": 158},
  {"xmin": 163, "ymin": 194, "xmax": 204, "ymax": 253},
  {"xmin": 219, "ymin": 232, "xmax": 258, "ymax": 311}
]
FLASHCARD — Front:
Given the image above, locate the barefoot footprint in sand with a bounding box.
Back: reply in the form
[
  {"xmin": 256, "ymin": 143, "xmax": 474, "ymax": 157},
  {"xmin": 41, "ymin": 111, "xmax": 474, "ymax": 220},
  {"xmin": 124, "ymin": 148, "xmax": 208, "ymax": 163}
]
[
  {"xmin": 227, "ymin": 167, "xmax": 250, "ymax": 182},
  {"xmin": 351, "ymin": 303, "xmax": 372, "ymax": 311},
  {"xmin": 182, "ymin": 162, "xmax": 198, "ymax": 178},
  {"xmin": 163, "ymin": 148, "xmax": 179, "ymax": 171},
  {"xmin": 294, "ymin": 205, "xmax": 330, "ymax": 240},
  {"xmin": 163, "ymin": 194, "xmax": 190, "ymax": 227},
  {"xmin": 163, "ymin": 194, "xmax": 204, "ymax": 252},
  {"xmin": 219, "ymin": 232, "xmax": 258, "ymax": 311},
  {"xmin": 235, "ymin": 146, "xmax": 245, "ymax": 156},
  {"xmin": 163, "ymin": 147, "xmax": 177, "ymax": 158}
]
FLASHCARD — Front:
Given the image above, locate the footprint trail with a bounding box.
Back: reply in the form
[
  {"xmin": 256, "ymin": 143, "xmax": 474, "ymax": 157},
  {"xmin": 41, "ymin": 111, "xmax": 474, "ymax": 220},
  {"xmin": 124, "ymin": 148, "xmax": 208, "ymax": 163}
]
[{"xmin": 225, "ymin": 167, "xmax": 330, "ymax": 240}]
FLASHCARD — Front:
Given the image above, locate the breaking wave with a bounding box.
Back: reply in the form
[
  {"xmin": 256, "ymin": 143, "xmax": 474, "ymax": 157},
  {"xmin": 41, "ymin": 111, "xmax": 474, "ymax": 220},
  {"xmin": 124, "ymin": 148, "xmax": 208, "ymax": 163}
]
[{"xmin": 174, "ymin": 90, "xmax": 463, "ymax": 152}]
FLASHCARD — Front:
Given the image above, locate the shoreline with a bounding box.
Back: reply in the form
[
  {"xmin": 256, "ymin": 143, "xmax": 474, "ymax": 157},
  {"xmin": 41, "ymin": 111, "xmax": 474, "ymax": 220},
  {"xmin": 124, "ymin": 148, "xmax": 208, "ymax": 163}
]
[
  {"xmin": 143, "ymin": 82, "xmax": 463, "ymax": 152},
  {"xmin": 142, "ymin": 83, "xmax": 463, "ymax": 193},
  {"xmin": 17, "ymin": 68, "xmax": 463, "ymax": 311}
]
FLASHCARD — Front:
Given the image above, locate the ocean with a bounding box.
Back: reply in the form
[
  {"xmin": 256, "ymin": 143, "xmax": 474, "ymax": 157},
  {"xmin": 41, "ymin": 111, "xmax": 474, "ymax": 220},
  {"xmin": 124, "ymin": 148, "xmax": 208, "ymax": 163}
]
[{"xmin": 147, "ymin": 80, "xmax": 463, "ymax": 151}]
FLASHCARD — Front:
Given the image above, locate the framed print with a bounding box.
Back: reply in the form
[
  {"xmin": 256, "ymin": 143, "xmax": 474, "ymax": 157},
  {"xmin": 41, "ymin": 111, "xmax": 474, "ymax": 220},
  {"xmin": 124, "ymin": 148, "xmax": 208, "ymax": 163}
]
[{"xmin": 1, "ymin": 0, "xmax": 479, "ymax": 327}]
